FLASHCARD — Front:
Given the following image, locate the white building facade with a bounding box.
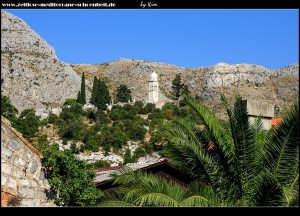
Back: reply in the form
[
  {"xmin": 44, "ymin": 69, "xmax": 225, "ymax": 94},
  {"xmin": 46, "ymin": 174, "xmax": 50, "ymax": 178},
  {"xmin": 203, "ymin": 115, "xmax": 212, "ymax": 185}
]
[{"xmin": 148, "ymin": 72, "xmax": 159, "ymax": 104}]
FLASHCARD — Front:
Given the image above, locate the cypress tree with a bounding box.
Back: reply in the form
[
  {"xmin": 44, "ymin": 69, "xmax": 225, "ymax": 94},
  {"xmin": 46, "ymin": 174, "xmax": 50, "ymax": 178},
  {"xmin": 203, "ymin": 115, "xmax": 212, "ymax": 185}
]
[
  {"xmin": 90, "ymin": 76, "xmax": 98, "ymax": 105},
  {"xmin": 96, "ymin": 79, "xmax": 111, "ymax": 110},
  {"xmin": 171, "ymin": 74, "xmax": 184, "ymax": 101},
  {"xmin": 76, "ymin": 91, "xmax": 81, "ymax": 103},
  {"xmin": 80, "ymin": 72, "xmax": 86, "ymax": 104},
  {"xmin": 116, "ymin": 84, "xmax": 132, "ymax": 103}
]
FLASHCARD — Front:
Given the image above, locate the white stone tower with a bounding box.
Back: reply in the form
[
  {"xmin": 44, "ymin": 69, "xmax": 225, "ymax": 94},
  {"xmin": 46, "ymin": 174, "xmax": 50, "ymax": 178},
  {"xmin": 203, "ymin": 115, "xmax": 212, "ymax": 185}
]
[{"xmin": 148, "ymin": 72, "xmax": 159, "ymax": 104}]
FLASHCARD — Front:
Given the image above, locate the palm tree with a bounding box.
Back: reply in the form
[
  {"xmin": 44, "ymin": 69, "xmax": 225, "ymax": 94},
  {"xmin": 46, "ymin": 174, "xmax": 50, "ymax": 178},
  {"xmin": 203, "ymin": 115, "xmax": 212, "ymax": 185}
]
[
  {"xmin": 98, "ymin": 169, "xmax": 221, "ymax": 207},
  {"xmin": 162, "ymin": 94, "xmax": 298, "ymax": 206},
  {"xmin": 99, "ymin": 94, "xmax": 298, "ymax": 207}
]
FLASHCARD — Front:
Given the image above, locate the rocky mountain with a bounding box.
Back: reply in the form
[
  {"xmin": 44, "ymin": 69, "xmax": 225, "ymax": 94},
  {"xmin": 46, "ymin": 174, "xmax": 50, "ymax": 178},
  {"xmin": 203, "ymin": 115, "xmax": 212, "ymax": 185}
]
[
  {"xmin": 1, "ymin": 10, "xmax": 298, "ymax": 118},
  {"xmin": 1, "ymin": 10, "xmax": 81, "ymax": 112},
  {"xmin": 71, "ymin": 60, "xmax": 298, "ymax": 118}
]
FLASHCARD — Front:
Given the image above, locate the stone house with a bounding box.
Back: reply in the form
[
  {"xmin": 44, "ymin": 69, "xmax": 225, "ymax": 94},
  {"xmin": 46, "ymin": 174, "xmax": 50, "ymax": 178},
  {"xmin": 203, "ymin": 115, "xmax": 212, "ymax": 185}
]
[{"xmin": 1, "ymin": 116, "xmax": 55, "ymax": 207}]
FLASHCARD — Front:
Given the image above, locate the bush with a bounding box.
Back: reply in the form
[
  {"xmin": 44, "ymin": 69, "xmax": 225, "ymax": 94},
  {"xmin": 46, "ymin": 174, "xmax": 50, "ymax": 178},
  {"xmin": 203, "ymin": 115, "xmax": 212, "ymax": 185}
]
[
  {"xmin": 144, "ymin": 103, "xmax": 156, "ymax": 114},
  {"xmin": 83, "ymin": 139, "xmax": 99, "ymax": 152},
  {"xmin": 96, "ymin": 110, "xmax": 111, "ymax": 124},
  {"xmin": 133, "ymin": 101, "xmax": 144, "ymax": 114},
  {"xmin": 111, "ymin": 128, "xmax": 128, "ymax": 150},
  {"xmin": 123, "ymin": 148, "xmax": 135, "ymax": 165},
  {"xmin": 37, "ymin": 134, "xmax": 48, "ymax": 145},
  {"xmin": 144, "ymin": 142, "xmax": 154, "ymax": 154},
  {"xmin": 59, "ymin": 120, "xmax": 82, "ymax": 140},
  {"xmin": 12, "ymin": 109, "xmax": 40, "ymax": 139},
  {"xmin": 128, "ymin": 124, "xmax": 147, "ymax": 141},
  {"xmin": 1, "ymin": 95, "xmax": 18, "ymax": 122},
  {"xmin": 70, "ymin": 142, "xmax": 79, "ymax": 154},
  {"xmin": 62, "ymin": 138, "xmax": 68, "ymax": 145},
  {"xmin": 41, "ymin": 145, "xmax": 102, "ymax": 206},
  {"xmin": 91, "ymin": 160, "xmax": 110, "ymax": 168},
  {"xmin": 48, "ymin": 113, "xmax": 59, "ymax": 124},
  {"xmin": 133, "ymin": 147, "xmax": 146, "ymax": 159},
  {"xmin": 86, "ymin": 108, "xmax": 97, "ymax": 121}
]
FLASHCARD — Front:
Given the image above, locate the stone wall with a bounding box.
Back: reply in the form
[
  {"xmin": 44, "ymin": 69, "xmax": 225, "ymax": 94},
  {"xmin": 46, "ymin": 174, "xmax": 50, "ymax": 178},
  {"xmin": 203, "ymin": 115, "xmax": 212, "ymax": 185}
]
[
  {"xmin": 245, "ymin": 99, "xmax": 275, "ymax": 130},
  {"xmin": 1, "ymin": 116, "xmax": 56, "ymax": 207}
]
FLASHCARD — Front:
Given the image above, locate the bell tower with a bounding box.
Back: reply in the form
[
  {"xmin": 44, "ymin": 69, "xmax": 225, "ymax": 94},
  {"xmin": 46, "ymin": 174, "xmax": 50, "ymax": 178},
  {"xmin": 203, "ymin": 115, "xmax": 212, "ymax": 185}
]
[{"xmin": 148, "ymin": 72, "xmax": 159, "ymax": 104}]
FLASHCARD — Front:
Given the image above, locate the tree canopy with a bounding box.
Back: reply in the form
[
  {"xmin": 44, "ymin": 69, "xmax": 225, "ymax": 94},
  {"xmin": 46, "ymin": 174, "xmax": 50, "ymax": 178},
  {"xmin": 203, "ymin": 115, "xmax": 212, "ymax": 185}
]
[{"xmin": 116, "ymin": 84, "xmax": 132, "ymax": 103}]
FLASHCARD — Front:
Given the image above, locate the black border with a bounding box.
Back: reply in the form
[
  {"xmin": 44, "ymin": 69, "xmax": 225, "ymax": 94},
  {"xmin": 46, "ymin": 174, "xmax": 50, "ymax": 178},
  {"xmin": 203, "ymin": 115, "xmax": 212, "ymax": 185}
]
[{"xmin": 1, "ymin": 0, "xmax": 299, "ymax": 9}]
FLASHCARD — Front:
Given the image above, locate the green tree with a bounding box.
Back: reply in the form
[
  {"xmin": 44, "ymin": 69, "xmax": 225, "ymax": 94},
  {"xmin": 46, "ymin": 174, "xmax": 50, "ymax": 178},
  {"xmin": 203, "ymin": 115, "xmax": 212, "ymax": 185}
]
[
  {"xmin": 90, "ymin": 76, "xmax": 98, "ymax": 105},
  {"xmin": 99, "ymin": 170, "xmax": 219, "ymax": 207},
  {"xmin": 96, "ymin": 79, "xmax": 111, "ymax": 110},
  {"xmin": 1, "ymin": 95, "xmax": 18, "ymax": 121},
  {"xmin": 12, "ymin": 109, "xmax": 40, "ymax": 139},
  {"xmin": 101, "ymin": 95, "xmax": 299, "ymax": 207},
  {"xmin": 77, "ymin": 72, "xmax": 86, "ymax": 105},
  {"xmin": 41, "ymin": 144, "xmax": 102, "ymax": 206},
  {"xmin": 161, "ymin": 94, "xmax": 299, "ymax": 206},
  {"xmin": 171, "ymin": 74, "xmax": 184, "ymax": 101},
  {"xmin": 116, "ymin": 84, "xmax": 132, "ymax": 103},
  {"xmin": 76, "ymin": 91, "xmax": 81, "ymax": 104},
  {"xmin": 123, "ymin": 148, "xmax": 135, "ymax": 165}
]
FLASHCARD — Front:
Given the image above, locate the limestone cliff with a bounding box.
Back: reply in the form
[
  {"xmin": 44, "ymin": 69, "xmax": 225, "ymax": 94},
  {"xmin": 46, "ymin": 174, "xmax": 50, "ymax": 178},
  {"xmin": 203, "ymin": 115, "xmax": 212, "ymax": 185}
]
[
  {"xmin": 1, "ymin": 10, "xmax": 81, "ymax": 112},
  {"xmin": 1, "ymin": 10, "xmax": 298, "ymax": 117},
  {"xmin": 71, "ymin": 59, "xmax": 298, "ymax": 117}
]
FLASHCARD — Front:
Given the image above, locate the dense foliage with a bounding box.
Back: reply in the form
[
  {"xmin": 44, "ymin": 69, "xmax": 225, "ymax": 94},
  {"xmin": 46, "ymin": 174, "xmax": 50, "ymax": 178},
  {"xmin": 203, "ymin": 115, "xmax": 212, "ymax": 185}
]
[
  {"xmin": 12, "ymin": 109, "xmax": 41, "ymax": 139},
  {"xmin": 77, "ymin": 72, "xmax": 86, "ymax": 105},
  {"xmin": 171, "ymin": 74, "xmax": 184, "ymax": 101},
  {"xmin": 41, "ymin": 144, "xmax": 102, "ymax": 206},
  {"xmin": 116, "ymin": 84, "xmax": 132, "ymax": 103},
  {"xmin": 1, "ymin": 95, "xmax": 18, "ymax": 122},
  {"xmin": 100, "ymin": 94, "xmax": 299, "ymax": 207}
]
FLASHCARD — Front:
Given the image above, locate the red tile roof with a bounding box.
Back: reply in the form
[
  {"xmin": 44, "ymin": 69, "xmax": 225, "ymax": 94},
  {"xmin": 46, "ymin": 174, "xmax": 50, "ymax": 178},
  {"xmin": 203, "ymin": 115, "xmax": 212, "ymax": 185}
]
[{"xmin": 271, "ymin": 116, "xmax": 283, "ymax": 127}]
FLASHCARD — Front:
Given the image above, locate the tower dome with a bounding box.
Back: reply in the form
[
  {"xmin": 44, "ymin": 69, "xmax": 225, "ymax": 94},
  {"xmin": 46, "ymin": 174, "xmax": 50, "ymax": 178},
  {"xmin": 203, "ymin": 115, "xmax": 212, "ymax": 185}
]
[{"xmin": 150, "ymin": 72, "xmax": 158, "ymax": 81}]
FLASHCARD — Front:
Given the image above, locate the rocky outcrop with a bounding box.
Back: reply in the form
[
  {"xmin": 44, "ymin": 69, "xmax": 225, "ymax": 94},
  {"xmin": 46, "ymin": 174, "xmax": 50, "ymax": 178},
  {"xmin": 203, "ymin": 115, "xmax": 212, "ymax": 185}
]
[
  {"xmin": 1, "ymin": 116, "xmax": 56, "ymax": 207},
  {"xmin": 1, "ymin": 11, "xmax": 81, "ymax": 112},
  {"xmin": 71, "ymin": 59, "xmax": 298, "ymax": 117},
  {"xmin": 1, "ymin": 10, "xmax": 298, "ymax": 117}
]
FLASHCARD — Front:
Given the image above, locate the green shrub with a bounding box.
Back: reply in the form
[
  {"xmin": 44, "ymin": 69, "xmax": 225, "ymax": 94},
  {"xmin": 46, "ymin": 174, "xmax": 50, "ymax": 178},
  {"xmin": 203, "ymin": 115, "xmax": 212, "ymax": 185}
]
[
  {"xmin": 83, "ymin": 139, "xmax": 99, "ymax": 152},
  {"xmin": 12, "ymin": 109, "xmax": 40, "ymax": 139},
  {"xmin": 48, "ymin": 113, "xmax": 59, "ymax": 124},
  {"xmin": 134, "ymin": 147, "xmax": 146, "ymax": 159},
  {"xmin": 59, "ymin": 120, "xmax": 82, "ymax": 140},
  {"xmin": 37, "ymin": 134, "xmax": 48, "ymax": 145},
  {"xmin": 70, "ymin": 142, "xmax": 80, "ymax": 154},
  {"xmin": 144, "ymin": 103, "xmax": 156, "ymax": 114},
  {"xmin": 128, "ymin": 124, "xmax": 147, "ymax": 141},
  {"xmin": 123, "ymin": 148, "xmax": 135, "ymax": 165},
  {"xmin": 91, "ymin": 160, "xmax": 110, "ymax": 168},
  {"xmin": 62, "ymin": 138, "xmax": 68, "ymax": 145},
  {"xmin": 144, "ymin": 142, "xmax": 154, "ymax": 154},
  {"xmin": 133, "ymin": 100, "xmax": 144, "ymax": 114},
  {"xmin": 86, "ymin": 108, "xmax": 97, "ymax": 121},
  {"xmin": 41, "ymin": 145, "xmax": 102, "ymax": 206}
]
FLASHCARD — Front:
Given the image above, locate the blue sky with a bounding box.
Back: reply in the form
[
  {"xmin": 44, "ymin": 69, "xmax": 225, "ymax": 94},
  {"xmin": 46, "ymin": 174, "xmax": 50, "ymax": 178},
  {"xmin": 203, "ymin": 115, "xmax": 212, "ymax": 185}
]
[{"xmin": 5, "ymin": 9, "xmax": 299, "ymax": 69}]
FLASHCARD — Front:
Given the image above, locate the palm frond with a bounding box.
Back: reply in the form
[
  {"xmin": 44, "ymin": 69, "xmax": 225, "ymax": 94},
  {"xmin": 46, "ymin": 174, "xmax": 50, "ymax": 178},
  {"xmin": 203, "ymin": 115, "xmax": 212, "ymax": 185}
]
[
  {"xmin": 134, "ymin": 192, "xmax": 180, "ymax": 207},
  {"xmin": 98, "ymin": 200, "xmax": 137, "ymax": 207},
  {"xmin": 264, "ymin": 102, "xmax": 299, "ymax": 187}
]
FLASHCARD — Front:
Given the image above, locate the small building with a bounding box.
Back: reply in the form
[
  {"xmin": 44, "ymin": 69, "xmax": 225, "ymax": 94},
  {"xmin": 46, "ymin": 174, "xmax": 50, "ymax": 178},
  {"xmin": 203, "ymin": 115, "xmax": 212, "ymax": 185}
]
[
  {"xmin": 244, "ymin": 99, "xmax": 275, "ymax": 130},
  {"xmin": 95, "ymin": 158, "xmax": 192, "ymax": 190}
]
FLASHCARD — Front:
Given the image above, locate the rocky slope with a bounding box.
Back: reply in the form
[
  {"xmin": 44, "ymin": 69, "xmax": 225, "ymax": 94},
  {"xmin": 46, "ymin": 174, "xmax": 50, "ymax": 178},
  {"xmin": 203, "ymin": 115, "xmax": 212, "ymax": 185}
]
[
  {"xmin": 1, "ymin": 10, "xmax": 82, "ymax": 112},
  {"xmin": 1, "ymin": 10, "xmax": 298, "ymax": 118},
  {"xmin": 71, "ymin": 60, "xmax": 298, "ymax": 118}
]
